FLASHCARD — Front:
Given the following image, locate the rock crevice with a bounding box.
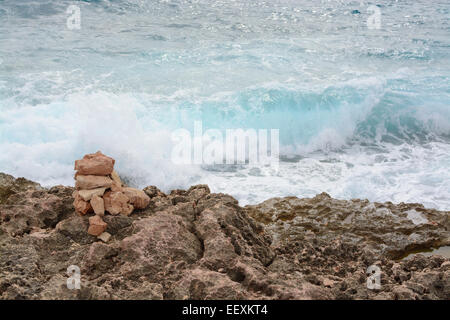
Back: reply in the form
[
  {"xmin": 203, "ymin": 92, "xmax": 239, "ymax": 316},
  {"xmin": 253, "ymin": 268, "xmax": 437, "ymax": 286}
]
[{"xmin": 0, "ymin": 167, "xmax": 449, "ymax": 300}]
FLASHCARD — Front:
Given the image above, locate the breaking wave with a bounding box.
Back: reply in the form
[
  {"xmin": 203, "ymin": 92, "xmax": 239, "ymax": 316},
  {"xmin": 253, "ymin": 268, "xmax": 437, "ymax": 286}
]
[{"xmin": 0, "ymin": 0, "xmax": 449, "ymax": 209}]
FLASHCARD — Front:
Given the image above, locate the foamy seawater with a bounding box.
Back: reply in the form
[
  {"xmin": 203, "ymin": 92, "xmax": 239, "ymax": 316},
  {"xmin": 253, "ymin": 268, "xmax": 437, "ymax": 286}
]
[{"xmin": 0, "ymin": 0, "xmax": 449, "ymax": 209}]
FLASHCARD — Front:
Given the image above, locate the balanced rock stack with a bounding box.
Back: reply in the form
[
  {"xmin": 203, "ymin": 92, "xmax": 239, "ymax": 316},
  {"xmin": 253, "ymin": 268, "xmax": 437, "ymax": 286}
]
[{"xmin": 72, "ymin": 151, "xmax": 150, "ymax": 238}]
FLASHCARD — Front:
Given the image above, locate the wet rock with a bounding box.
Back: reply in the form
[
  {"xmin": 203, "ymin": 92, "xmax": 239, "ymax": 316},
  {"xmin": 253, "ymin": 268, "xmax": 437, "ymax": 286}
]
[{"xmin": 245, "ymin": 195, "xmax": 450, "ymax": 259}]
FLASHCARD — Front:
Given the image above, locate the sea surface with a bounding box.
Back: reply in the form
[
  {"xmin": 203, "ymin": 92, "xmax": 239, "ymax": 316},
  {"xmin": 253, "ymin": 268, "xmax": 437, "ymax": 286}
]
[{"xmin": 0, "ymin": 0, "xmax": 449, "ymax": 209}]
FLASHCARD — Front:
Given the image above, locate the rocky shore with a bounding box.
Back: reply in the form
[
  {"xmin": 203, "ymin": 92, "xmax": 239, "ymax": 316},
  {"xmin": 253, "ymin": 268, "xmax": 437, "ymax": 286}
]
[{"xmin": 0, "ymin": 172, "xmax": 449, "ymax": 300}]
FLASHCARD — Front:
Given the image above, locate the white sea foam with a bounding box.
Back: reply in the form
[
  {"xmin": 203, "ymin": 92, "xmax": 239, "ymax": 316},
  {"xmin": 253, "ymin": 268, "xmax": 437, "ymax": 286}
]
[
  {"xmin": 0, "ymin": 91, "xmax": 202, "ymax": 190},
  {"xmin": 197, "ymin": 142, "xmax": 450, "ymax": 210},
  {"xmin": 0, "ymin": 88, "xmax": 449, "ymax": 210}
]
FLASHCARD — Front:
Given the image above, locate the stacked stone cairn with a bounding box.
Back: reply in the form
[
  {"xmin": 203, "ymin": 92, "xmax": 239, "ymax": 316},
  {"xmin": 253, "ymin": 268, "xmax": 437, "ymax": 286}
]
[{"xmin": 72, "ymin": 151, "xmax": 150, "ymax": 240}]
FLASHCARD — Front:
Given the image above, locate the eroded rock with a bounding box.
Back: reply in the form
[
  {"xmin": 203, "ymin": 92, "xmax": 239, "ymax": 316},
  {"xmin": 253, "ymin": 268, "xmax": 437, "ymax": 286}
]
[
  {"xmin": 0, "ymin": 173, "xmax": 43, "ymax": 204},
  {"xmin": 0, "ymin": 173, "xmax": 449, "ymax": 300}
]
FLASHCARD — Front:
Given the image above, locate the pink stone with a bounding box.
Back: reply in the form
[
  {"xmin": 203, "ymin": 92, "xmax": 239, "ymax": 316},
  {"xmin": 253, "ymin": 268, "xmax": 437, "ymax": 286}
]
[
  {"xmin": 88, "ymin": 215, "xmax": 107, "ymax": 236},
  {"xmin": 74, "ymin": 151, "xmax": 115, "ymax": 176},
  {"xmin": 122, "ymin": 187, "xmax": 150, "ymax": 210},
  {"xmin": 90, "ymin": 195, "xmax": 105, "ymax": 216},
  {"xmin": 75, "ymin": 175, "xmax": 113, "ymax": 190},
  {"xmin": 103, "ymin": 190, "xmax": 131, "ymax": 215},
  {"xmin": 73, "ymin": 191, "xmax": 93, "ymax": 215}
]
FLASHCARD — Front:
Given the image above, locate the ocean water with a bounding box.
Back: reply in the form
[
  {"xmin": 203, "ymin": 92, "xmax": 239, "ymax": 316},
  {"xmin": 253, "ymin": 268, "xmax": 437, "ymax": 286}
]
[{"xmin": 0, "ymin": 0, "xmax": 449, "ymax": 209}]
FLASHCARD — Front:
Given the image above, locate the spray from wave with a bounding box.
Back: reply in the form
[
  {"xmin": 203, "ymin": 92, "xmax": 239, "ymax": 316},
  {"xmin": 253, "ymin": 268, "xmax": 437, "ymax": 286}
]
[{"xmin": 0, "ymin": 0, "xmax": 449, "ymax": 209}]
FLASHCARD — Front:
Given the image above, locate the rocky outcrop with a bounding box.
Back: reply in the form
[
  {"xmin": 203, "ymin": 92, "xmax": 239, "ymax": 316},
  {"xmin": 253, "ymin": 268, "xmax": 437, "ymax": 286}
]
[
  {"xmin": 0, "ymin": 173, "xmax": 43, "ymax": 204},
  {"xmin": 0, "ymin": 173, "xmax": 448, "ymax": 300},
  {"xmin": 245, "ymin": 193, "xmax": 450, "ymax": 299},
  {"xmin": 244, "ymin": 193, "xmax": 450, "ymax": 260}
]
